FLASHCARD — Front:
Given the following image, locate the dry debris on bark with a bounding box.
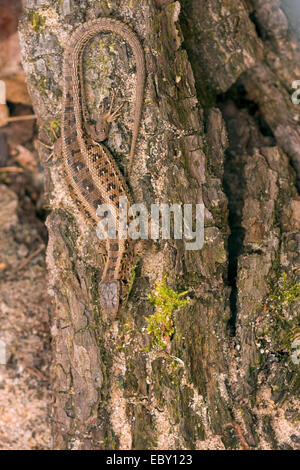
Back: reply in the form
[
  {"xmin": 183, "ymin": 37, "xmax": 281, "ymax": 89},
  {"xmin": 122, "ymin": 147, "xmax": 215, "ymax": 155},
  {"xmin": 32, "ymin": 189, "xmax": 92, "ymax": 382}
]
[{"xmin": 0, "ymin": 0, "xmax": 51, "ymax": 450}]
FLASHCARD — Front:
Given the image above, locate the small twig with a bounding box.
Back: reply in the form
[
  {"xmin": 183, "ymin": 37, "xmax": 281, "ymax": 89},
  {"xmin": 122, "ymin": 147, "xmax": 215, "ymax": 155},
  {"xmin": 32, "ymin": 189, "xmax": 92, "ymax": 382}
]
[
  {"xmin": 15, "ymin": 245, "xmax": 45, "ymax": 272},
  {"xmin": 0, "ymin": 114, "xmax": 37, "ymax": 127},
  {"xmin": 232, "ymin": 420, "xmax": 250, "ymax": 450},
  {"xmin": 27, "ymin": 367, "xmax": 48, "ymax": 381},
  {"xmin": 0, "ymin": 166, "xmax": 23, "ymax": 173}
]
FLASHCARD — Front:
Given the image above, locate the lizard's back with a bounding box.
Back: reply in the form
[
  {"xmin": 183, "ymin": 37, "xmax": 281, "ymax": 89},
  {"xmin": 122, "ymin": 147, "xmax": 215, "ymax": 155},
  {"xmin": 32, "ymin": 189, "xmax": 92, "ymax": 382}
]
[{"xmin": 60, "ymin": 18, "xmax": 145, "ymax": 314}]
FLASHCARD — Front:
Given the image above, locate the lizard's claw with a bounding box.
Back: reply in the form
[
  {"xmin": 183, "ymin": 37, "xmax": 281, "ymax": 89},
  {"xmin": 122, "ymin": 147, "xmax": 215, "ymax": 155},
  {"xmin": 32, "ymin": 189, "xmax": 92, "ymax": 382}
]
[
  {"xmin": 37, "ymin": 139, "xmax": 54, "ymax": 161},
  {"xmin": 106, "ymin": 101, "xmax": 125, "ymax": 122},
  {"xmin": 94, "ymin": 93, "xmax": 126, "ymax": 141},
  {"xmin": 37, "ymin": 136, "xmax": 61, "ymax": 163},
  {"xmin": 103, "ymin": 91, "xmax": 125, "ymax": 123},
  {"xmin": 37, "ymin": 124, "xmax": 61, "ymax": 162}
]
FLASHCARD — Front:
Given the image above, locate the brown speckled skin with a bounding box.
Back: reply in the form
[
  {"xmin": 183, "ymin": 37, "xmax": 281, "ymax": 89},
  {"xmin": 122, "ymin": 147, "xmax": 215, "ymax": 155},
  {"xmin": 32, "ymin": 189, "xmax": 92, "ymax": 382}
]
[{"xmin": 61, "ymin": 19, "xmax": 145, "ymax": 314}]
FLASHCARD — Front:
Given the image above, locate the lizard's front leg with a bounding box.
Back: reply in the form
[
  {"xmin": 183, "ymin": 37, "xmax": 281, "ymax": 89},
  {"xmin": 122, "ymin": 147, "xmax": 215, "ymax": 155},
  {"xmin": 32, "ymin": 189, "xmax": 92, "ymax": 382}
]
[
  {"xmin": 38, "ymin": 126, "xmax": 62, "ymax": 162},
  {"xmin": 84, "ymin": 92, "xmax": 125, "ymax": 143}
]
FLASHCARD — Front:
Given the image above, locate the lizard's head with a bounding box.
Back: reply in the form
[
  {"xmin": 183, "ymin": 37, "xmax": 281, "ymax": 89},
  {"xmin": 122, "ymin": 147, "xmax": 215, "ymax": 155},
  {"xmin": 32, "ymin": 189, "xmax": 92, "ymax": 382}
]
[{"xmin": 95, "ymin": 116, "xmax": 110, "ymax": 142}]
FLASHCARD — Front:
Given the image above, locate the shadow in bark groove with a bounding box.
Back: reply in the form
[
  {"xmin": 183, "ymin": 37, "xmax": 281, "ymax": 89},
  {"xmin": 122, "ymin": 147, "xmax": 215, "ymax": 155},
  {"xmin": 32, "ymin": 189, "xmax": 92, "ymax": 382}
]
[
  {"xmin": 217, "ymin": 82, "xmax": 275, "ymax": 335},
  {"xmin": 222, "ymin": 149, "xmax": 246, "ymax": 336}
]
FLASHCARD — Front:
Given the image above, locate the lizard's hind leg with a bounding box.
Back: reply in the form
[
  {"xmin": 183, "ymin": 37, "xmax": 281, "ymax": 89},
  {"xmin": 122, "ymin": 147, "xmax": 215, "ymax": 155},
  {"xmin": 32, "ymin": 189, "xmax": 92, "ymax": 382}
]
[
  {"xmin": 38, "ymin": 127, "xmax": 61, "ymax": 162},
  {"xmin": 103, "ymin": 90, "xmax": 125, "ymax": 123},
  {"xmin": 105, "ymin": 97, "xmax": 125, "ymax": 122}
]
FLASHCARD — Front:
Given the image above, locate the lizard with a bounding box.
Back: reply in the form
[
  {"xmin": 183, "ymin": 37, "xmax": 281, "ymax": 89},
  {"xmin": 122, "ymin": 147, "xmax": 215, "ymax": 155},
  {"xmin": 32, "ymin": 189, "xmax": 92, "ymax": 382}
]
[{"xmin": 47, "ymin": 18, "xmax": 145, "ymax": 316}]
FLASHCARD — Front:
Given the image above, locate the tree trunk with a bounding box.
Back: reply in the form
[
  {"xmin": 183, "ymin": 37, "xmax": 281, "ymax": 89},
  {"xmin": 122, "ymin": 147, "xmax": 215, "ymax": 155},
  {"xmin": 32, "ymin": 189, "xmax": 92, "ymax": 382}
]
[{"xmin": 19, "ymin": 0, "xmax": 300, "ymax": 450}]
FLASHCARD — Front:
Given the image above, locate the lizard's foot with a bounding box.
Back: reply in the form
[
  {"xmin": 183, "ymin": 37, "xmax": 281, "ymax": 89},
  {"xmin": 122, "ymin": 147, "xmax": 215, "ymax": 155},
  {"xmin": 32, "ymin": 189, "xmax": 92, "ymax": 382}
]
[
  {"xmin": 37, "ymin": 126, "xmax": 61, "ymax": 162},
  {"xmin": 37, "ymin": 135, "xmax": 61, "ymax": 162},
  {"xmin": 37, "ymin": 139, "xmax": 54, "ymax": 162},
  {"xmin": 85, "ymin": 92, "xmax": 126, "ymax": 142},
  {"xmin": 104, "ymin": 91, "xmax": 125, "ymax": 123}
]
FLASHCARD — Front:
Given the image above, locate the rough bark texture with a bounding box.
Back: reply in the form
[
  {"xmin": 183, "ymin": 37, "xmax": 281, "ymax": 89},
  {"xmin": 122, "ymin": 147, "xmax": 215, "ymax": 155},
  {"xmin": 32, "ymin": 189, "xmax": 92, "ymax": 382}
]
[{"xmin": 19, "ymin": 0, "xmax": 299, "ymax": 449}]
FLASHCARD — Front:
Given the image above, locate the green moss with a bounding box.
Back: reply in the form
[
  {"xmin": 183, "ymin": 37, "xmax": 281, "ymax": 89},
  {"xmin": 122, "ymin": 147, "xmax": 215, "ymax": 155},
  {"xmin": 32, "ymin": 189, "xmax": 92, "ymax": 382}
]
[
  {"xmin": 43, "ymin": 120, "xmax": 61, "ymax": 141},
  {"xmin": 261, "ymin": 272, "xmax": 300, "ymax": 355},
  {"xmin": 84, "ymin": 57, "xmax": 93, "ymax": 69},
  {"xmin": 35, "ymin": 76, "xmax": 47, "ymax": 96},
  {"xmin": 269, "ymin": 272, "xmax": 300, "ymax": 307},
  {"xmin": 50, "ymin": 119, "xmax": 60, "ymax": 131},
  {"xmin": 30, "ymin": 11, "xmax": 46, "ymax": 32},
  {"xmin": 144, "ymin": 274, "xmax": 190, "ymax": 350},
  {"xmin": 128, "ymin": 263, "xmax": 137, "ymax": 298},
  {"xmin": 166, "ymin": 2, "xmax": 180, "ymax": 42}
]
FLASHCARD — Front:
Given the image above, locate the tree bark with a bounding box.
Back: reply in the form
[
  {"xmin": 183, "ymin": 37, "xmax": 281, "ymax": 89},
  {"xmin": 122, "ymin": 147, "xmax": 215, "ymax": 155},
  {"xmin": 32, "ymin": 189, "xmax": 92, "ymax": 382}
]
[{"xmin": 20, "ymin": 0, "xmax": 300, "ymax": 449}]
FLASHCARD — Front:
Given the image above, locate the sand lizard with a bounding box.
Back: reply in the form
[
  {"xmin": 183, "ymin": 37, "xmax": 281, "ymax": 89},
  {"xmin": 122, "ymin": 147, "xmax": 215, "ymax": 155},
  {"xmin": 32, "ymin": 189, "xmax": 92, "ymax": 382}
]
[{"xmin": 49, "ymin": 18, "xmax": 145, "ymax": 315}]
